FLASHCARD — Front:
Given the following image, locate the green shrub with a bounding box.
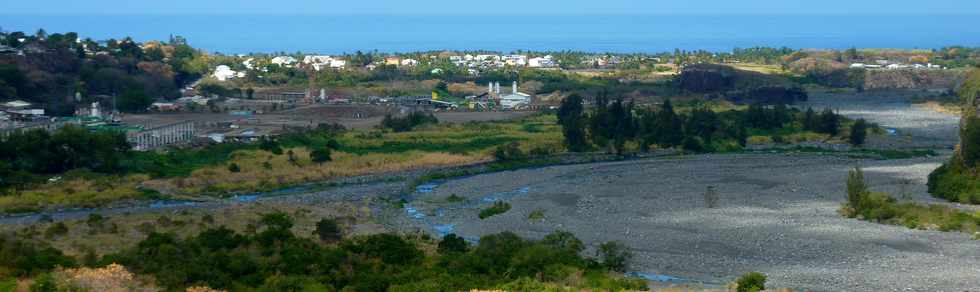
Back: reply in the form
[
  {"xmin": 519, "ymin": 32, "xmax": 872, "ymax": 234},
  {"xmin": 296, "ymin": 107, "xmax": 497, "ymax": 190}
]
[
  {"xmin": 43, "ymin": 223, "xmax": 68, "ymax": 239},
  {"xmin": 928, "ymin": 159, "xmax": 980, "ymax": 204},
  {"xmin": 479, "ymin": 201, "xmax": 512, "ymax": 219},
  {"xmin": 597, "ymin": 241, "xmax": 632, "ymax": 272},
  {"xmin": 493, "ymin": 142, "xmax": 526, "ymax": 162},
  {"xmin": 309, "ymin": 148, "xmax": 332, "ymax": 164},
  {"xmin": 227, "ymin": 163, "xmax": 241, "ymax": 173},
  {"xmin": 0, "ymin": 236, "xmax": 76, "ymax": 277},
  {"xmin": 437, "ymin": 233, "xmax": 468, "ymax": 254},
  {"xmin": 446, "ymin": 194, "xmax": 465, "ymax": 203},
  {"xmin": 962, "ymin": 116, "xmax": 980, "ymax": 168},
  {"xmin": 846, "ymin": 167, "xmax": 868, "ymax": 210},
  {"xmin": 527, "ymin": 209, "xmax": 545, "ymax": 221},
  {"xmin": 314, "ymin": 218, "xmax": 342, "ymax": 242},
  {"xmin": 736, "ymin": 272, "xmax": 767, "ymax": 292},
  {"xmin": 28, "ymin": 273, "xmax": 56, "ymax": 292},
  {"xmin": 849, "ymin": 118, "xmax": 868, "ymax": 146},
  {"xmin": 381, "ymin": 112, "xmax": 438, "ymax": 132}
]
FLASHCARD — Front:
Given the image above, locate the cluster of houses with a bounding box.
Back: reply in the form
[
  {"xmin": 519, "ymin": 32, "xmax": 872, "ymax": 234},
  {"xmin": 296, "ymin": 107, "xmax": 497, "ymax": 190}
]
[
  {"xmin": 385, "ymin": 54, "xmax": 559, "ymax": 70},
  {"xmin": 849, "ymin": 60, "xmax": 944, "ymax": 70},
  {"xmin": 210, "ymin": 51, "xmax": 634, "ymax": 82}
]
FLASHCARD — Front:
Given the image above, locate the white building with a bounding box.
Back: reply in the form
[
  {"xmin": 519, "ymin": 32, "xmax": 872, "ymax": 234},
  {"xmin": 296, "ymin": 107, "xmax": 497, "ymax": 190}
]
[
  {"xmin": 503, "ymin": 55, "xmax": 527, "ymax": 66},
  {"xmin": 529, "ymin": 55, "xmax": 557, "ymax": 68},
  {"xmin": 401, "ymin": 58, "xmax": 419, "ymax": 66},
  {"xmin": 329, "ymin": 59, "xmax": 347, "ymax": 69},
  {"xmin": 242, "ymin": 58, "xmax": 256, "ymax": 70},
  {"xmin": 303, "ymin": 55, "xmax": 332, "ymax": 65},
  {"xmin": 212, "ymin": 65, "xmax": 240, "ymax": 81},
  {"xmin": 271, "ymin": 56, "xmax": 298, "ymax": 67},
  {"xmin": 499, "ymin": 81, "xmax": 531, "ymax": 110}
]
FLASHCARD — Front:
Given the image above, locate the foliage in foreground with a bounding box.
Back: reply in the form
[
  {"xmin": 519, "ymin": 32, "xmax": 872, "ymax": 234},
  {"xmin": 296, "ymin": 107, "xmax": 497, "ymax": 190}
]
[
  {"xmin": 846, "ymin": 167, "xmax": 980, "ymax": 233},
  {"xmin": 88, "ymin": 213, "xmax": 645, "ymax": 291}
]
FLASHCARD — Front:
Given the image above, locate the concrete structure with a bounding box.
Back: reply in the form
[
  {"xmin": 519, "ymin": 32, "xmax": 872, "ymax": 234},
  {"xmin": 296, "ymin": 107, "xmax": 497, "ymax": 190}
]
[
  {"xmin": 127, "ymin": 121, "xmax": 197, "ymax": 151},
  {"xmin": 498, "ymin": 81, "xmax": 531, "ymax": 110}
]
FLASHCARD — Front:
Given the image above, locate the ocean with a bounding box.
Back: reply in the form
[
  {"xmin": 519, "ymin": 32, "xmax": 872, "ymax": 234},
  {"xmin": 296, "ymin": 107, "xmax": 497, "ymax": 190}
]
[{"xmin": 2, "ymin": 14, "xmax": 979, "ymax": 54}]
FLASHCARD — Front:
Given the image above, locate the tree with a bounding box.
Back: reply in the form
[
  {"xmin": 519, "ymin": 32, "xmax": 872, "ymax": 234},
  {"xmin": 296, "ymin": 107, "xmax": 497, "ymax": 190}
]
[
  {"xmin": 962, "ymin": 116, "xmax": 980, "ymax": 168},
  {"xmin": 802, "ymin": 107, "xmax": 817, "ymax": 131},
  {"xmin": 818, "ymin": 108, "xmax": 840, "ymax": 136},
  {"xmin": 556, "ymin": 93, "xmax": 589, "ymax": 151},
  {"xmin": 597, "ymin": 241, "xmax": 631, "ymax": 272},
  {"xmin": 736, "ymin": 272, "xmax": 767, "ymax": 292},
  {"xmin": 849, "ymin": 118, "xmax": 868, "ymax": 146},
  {"xmin": 118, "ymin": 88, "xmax": 153, "ymax": 113},
  {"xmin": 846, "ymin": 167, "xmax": 868, "ymax": 210},
  {"xmin": 310, "ymin": 148, "xmax": 332, "ymax": 164},
  {"xmin": 655, "ymin": 99, "xmax": 684, "ymax": 147},
  {"xmin": 314, "ymin": 218, "xmax": 342, "ymax": 242},
  {"xmin": 541, "ymin": 230, "xmax": 584, "ymax": 254},
  {"xmin": 437, "ymin": 233, "xmax": 468, "ymax": 254},
  {"xmin": 227, "ymin": 163, "xmax": 241, "ymax": 173}
]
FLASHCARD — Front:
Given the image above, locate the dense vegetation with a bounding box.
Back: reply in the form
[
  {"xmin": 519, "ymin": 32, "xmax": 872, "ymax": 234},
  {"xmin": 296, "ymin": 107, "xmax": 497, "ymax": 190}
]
[
  {"xmin": 0, "ymin": 125, "xmax": 129, "ymax": 190},
  {"xmin": 928, "ymin": 69, "xmax": 980, "ymax": 204},
  {"xmin": 0, "ymin": 30, "xmax": 208, "ymax": 114},
  {"xmin": 88, "ymin": 213, "xmax": 643, "ymax": 291},
  {"xmin": 557, "ymin": 93, "xmax": 849, "ymax": 154},
  {"xmin": 380, "ymin": 111, "xmax": 439, "ymax": 132}
]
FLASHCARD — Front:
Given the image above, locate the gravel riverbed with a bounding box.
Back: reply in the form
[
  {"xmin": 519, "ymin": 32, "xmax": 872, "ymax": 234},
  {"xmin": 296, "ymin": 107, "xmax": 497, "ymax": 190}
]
[{"xmin": 400, "ymin": 154, "xmax": 979, "ymax": 292}]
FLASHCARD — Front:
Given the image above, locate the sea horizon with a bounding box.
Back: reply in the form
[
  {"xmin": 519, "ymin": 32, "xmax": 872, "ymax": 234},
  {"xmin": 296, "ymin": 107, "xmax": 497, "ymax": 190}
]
[{"xmin": 3, "ymin": 13, "xmax": 980, "ymax": 54}]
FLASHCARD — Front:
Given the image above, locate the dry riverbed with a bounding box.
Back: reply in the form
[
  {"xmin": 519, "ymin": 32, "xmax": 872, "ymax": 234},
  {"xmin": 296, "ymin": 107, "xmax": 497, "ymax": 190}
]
[{"xmin": 396, "ymin": 153, "xmax": 979, "ymax": 292}]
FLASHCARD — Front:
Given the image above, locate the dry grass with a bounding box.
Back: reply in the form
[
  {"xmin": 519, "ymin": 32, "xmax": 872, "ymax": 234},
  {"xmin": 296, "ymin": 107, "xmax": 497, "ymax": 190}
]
[
  {"xmin": 917, "ymin": 101, "xmax": 962, "ymax": 116},
  {"xmin": 731, "ymin": 63, "xmax": 788, "ymax": 75},
  {"xmin": 51, "ymin": 264, "xmax": 158, "ymax": 292},
  {"xmin": 0, "ymin": 175, "xmax": 149, "ymax": 212},
  {"xmin": 8, "ymin": 200, "xmax": 379, "ymax": 257},
  {"xmin": 162, "ymin": 149, "xmax": 482, "ymax": 195},
  {"xmin": 154, "ymin": 115, "xmax": 562, "ymax": 196}
]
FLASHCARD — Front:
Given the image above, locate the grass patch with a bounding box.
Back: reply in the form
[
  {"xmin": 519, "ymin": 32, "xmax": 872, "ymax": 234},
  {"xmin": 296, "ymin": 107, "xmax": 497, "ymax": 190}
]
[
  {"xmin": 446, "ymin": 194, "xmax": 465, "ymax": 203},
  {"xmin": 844, "ymin": 192, "xmax": 980, "ymax": 233},
  {"xmin": 528, "ymin": 209, "xmax": 545, "ymax": 221},
  {"xmin": 479, "ymin": 201, "xmax": 512, "ymax": 219},
  {"xmin": 760, "ymin": 146, "xmax": 936, "ymax": 160},
  {"xmin": 845, "ymin": 167, "xmax": 980, "ymax": 234}
]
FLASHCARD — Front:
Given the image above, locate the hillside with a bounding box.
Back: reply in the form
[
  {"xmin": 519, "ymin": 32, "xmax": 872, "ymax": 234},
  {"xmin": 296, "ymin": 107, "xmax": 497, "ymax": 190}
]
[{"xmin": 0, "ymin": 31, "xmax": 207, "ymax": 114}]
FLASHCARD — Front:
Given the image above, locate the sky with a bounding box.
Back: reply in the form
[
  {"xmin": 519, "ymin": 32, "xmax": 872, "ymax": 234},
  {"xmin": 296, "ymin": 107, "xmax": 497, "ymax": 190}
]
[{"xmin": 2, "ymin": 0, "xmax": 980, "ymax": 15}]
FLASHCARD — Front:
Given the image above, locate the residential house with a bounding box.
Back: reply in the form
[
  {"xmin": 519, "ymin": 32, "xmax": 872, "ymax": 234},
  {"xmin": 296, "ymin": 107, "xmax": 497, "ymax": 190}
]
[{"xmin": 271, "ymin": 56, "xmax": 298, "ymax": 67}]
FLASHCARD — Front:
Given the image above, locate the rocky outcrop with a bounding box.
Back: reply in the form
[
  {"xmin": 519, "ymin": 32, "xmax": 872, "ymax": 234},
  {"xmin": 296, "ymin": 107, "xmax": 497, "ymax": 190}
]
[
  {"xmin": 864, "ymin": 69, "xmax": 967, "ymax": 90},
  {"xmin": 679, "ymin": 64, "xmax": 807, "ymax": 104},
  {"xmin": 678, "ymin": 64, "xmax": 736, "ymax": 93}
]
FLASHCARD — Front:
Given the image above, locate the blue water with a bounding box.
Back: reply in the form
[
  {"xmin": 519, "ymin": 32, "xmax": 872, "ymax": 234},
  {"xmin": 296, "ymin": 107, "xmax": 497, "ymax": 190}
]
[{"xmin": 2, "ymin": 14, "xmax": 980, "ymax": 54}]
